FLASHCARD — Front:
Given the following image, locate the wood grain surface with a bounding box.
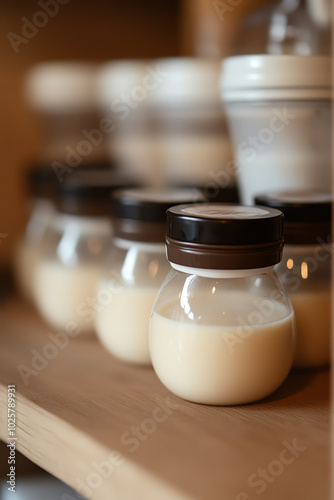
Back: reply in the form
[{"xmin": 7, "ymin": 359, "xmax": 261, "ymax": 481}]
[{"xmin": 0, "ymin": 295, "xmax": 330, "ymax": 500}]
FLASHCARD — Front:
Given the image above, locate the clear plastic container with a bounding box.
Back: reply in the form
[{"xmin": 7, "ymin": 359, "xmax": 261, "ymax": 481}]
[
  {"xmin": 34, "ymin": 170, "xmax": 132, "ymax": 335},
  {"xmin": 220, "ymin": 55, "xmax": 331, "ymax": 204},
  {"xmin": 255, "ymin": 190, "xmax": 332, "ymax": 368},
  {"xmin": 95, "ymin": 189, "xmax": 205, "ymax": 364},
  {"xmin": 14, "ymin": 167, "xmax": 57, "ymax": 301},
  {"xmin": 150, "ymin": 204, "xmax": 295, "ymax": 405}
]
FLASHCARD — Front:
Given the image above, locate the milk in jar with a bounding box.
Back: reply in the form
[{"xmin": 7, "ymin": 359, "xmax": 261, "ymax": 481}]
[
  {"xmin": 95, "ymin": 188, "xmax": 205, "ymax": 364},
  {"xmin": 256, "ymin": 191, "xmax": 332, "ymax": 368},
  {"xmin": 14, "ymin": 166, "xmax": 57, "ymax": 302},
  {"xmin": 35, "ymin": 170, "xmax": 132, "ymax": 334},
  {"xmin": 150, "ymin": 203, "xmax": 295, "ymax": 405}
]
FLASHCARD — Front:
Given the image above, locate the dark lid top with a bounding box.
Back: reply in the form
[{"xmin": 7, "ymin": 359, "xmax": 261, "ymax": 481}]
[
  {"xmin": 166, "ymin": 203, "xmax": 284, "ymax": 270},
  {"xmin": 255, "ymin": 190, "xmax": 332, "ymax": 244},
  {"xmin": 58, "ymin": 170, "xmax": 135, "ymax": 216},
  {"xmin": 27, "ymin": 166, "xmax": 58, "ymax": 200},
  {"xmin": 112, "ymin": 188, "xmax": 206, "ymax": 242}
]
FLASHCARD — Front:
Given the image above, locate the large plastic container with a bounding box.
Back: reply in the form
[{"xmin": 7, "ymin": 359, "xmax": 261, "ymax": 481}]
[{"xmin": 221, "ymin": 55, "xmax": 332, "ymax": 204}]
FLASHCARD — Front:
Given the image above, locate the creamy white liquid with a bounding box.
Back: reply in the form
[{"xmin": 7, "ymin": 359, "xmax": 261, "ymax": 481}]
[
  {"xmin": 35, "ymin": 260, "xmax": 102, "ymax": 334},
  {"xmin": 95, "ymin": 287, "xmax": 160, "ymax": 364},
  {"xmin": 290, "ymin": 290, "xmax": 331, "ymax": 368},
  {"xmin": 14, "ymin": 239, "xmax": 41, "ymax": 301},
  {"xmin": 150, "ymin": 294, "xmax": 295, "ymax": 405}
]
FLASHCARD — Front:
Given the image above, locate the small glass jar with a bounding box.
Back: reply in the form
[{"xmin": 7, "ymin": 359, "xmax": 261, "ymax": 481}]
[
  {"xmin": 150, "ymin": 204, "xmax": 295, "ymax": 405},
  {"xmin": 95, "ymin": 189, "xmax": 205, "ymax": 365},
  {"xmin": 14, "ymin": 166, "xmax": 57, "ymax": 301},
  {"xmin": 34, "ymin": 170, "xmax": 132, "ymax": 334},
  {"xmin": 256, "ymin": 191, "xmax": 332, "ymax": 368}
]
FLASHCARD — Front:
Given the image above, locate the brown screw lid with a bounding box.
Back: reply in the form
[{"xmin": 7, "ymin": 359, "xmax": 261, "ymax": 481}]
[
  {"xmin": 57, "ymin": 169, "xmax": 135, "ymax": 216},
  {"xmin": 255, "ymin": 190, "xmax": 332, "ymax": 245},
  {"xmin": 27, "ymin": 165, "xmax": 59, "ymax": 200},
  {"xmin": 166, "ymin": 203, "xmax": 284, "ymax": 270},
  {"xmin": 112, "ymin": 188, "xmax": 206, "ymax": 243}
]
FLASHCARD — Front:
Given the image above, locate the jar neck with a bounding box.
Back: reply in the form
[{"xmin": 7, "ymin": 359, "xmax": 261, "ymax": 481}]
[
  {"xmin": 114, "ymin": 237, "xmax": 165, "ymax": 253},
  {"xmin": 170, "ymin": 262, "xmax": 276, "ymax": 278}
]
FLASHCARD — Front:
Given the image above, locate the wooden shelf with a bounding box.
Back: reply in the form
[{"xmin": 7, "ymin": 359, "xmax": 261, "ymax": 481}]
[{"xmin": 0, "ymin": 295, "xmax": 330, "ymax": 500}]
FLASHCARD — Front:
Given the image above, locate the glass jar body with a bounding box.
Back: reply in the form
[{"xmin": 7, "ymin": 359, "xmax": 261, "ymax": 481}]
[
  {"xmin": 35, "ymin": 215, "xmax": 112, "ymax": 334},
  {"xmin": 95, "ymin": 239, "xmax": 171, "ymax": 364},
  {"xmin": 14, "ymin": 198, "xmax": 55, "ymax": 301},
  {"xmin": 276, "ymin": 243, "xmax": 331, "ymax": 368},
  {"xmin": 150, "ymin": 267, "xmax": 295, "ymax": 405}
]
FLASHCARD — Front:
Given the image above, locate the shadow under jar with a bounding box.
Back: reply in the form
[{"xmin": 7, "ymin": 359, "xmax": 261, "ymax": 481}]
[{"xmin": 150, "ymin": 204, "xmax": 295, "ymax": 405}]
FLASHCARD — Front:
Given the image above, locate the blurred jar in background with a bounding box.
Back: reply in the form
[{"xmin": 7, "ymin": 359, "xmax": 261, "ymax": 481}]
[
  {"xmin": 14, "ymin": 167, "xmax": 58, "ymax": 301},
  {"xmin": 95, "ymin": 188, "xmax": 205, "ymax": 365},
  {"xmin": 34, "ymin": 170, "xmax": 133, "ymax": 335},
  {"xmin": 152, "ymin": 58, "xmax": 235, "ymax": 187},
  {"xmin": 98, "ymin": 61, "xmax": 160, "ymax": 185},
  {"xmin": 255, "ymin": 190, "xmax": 332, "ymax": 369},
  {"xmin": 25, "ymin": 62, "xmax": 109, "ymax": 168},
  {"xmin": 236, "ymin": 0, "xmax": 331, "ymax": 56}
]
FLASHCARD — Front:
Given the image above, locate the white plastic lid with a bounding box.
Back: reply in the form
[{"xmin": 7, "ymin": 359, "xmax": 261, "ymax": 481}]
[
  {"xmin": 221, "ymin": 55, "xmax": 332, "ymax": 102},
  {"xmin": 152, "ymin": 58, "xmax": 221, "ymax": 104},
  {"xmin": 25, "ymin": 62, "xmax": 99, "ymax": 112},
  {"xmin": 97, "ymin": 60, "xmax": 152, "ymax": 106}
]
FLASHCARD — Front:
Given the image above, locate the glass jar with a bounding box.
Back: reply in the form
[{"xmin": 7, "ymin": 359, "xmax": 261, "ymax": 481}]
[
  {"xmin": 95, "ymin": 189, "xmax": 205, "ymax": 365},
  {"xmin": 34, "ymin": 170, "xmax": 132, "ymax": 334},
  {"xmin": 255, "ymin": 191, "xmax": 332, "ymax": 368},
  {"xmin": 14, "ymin": 166, "xmax": 57, "ymax": 301},
  {"xmin": 150, "ymin": 204, "xmax": 295, "ymax": 405}
]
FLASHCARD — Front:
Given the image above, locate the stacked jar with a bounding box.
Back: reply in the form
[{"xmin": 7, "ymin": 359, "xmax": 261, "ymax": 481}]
[
  {"xmin": 95, "ymin": 188, "xmax": 205, "ymax": 365},
  {"xmin": 255, "ymin": 191, "xmax": 332, "ymax": 368}
]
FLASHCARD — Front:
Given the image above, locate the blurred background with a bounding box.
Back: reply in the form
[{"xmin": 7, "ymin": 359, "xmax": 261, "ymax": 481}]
[
  {"xmin": 0, "ymin": 0, "xmax": 331, "ymax": 269},
  {"xmin": 0, "ymin": 0, "xmax": 287, "ymax": 271},
  {"xmin": 0, "ymin": 1, "xmax": 332, "ymax": 497}
]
